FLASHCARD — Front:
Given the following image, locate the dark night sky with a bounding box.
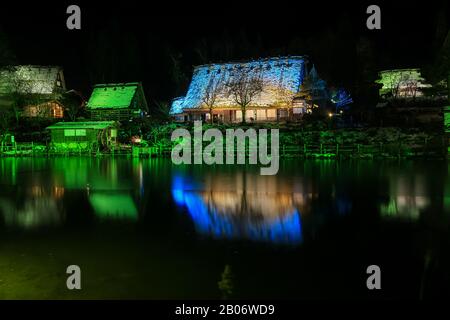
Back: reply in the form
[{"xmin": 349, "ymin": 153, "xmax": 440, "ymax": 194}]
[{"xmin": 0, "ymin": 0, "xmax": 448, "ymax": 103}]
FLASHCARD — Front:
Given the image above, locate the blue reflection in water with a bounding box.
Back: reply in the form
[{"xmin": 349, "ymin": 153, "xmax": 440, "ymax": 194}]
[{"xmin": 172, "ymin": 175, "xmax": 302, "ymax": 244}]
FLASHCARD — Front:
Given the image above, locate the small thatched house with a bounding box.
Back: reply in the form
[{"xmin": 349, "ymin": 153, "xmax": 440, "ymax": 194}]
[
  {"xmin": 46, "ymin": 121, "xmax": 118, "ymax": 152},
  {"xmin": 86, "ymin": 82, "xmax": 148, "ymax": 121}
]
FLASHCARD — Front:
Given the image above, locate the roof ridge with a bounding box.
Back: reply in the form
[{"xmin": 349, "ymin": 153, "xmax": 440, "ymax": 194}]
[
  {"xmin": 193, "ymin": 56, "xmax": 305, "ymax": 70},
  {"xmin": 92, "ymin": 82, "xmax": 140, "ymax": 88}
]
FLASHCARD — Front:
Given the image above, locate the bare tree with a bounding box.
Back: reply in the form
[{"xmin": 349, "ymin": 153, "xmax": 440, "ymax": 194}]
[
  {"xmin": 226, "ymin": 66, "xmax": 263, "ymax": 124},
  {"xmin": 202, "ymin": 73, "xmax": 222, "ymax": 124}
]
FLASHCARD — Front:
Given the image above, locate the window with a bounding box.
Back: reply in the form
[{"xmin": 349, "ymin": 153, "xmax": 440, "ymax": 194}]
[
  {"xmin": 267, "ymin": 109, "xmax": 276, "ymax": 119},
  {"xmin": 245, "ymin": 110, "xmax": 255, "ymax": 121},
  {"xmin": 111, "ymin": 129, "xmax": 117, "ymax": 138},
  {"xmin": 64, "ymin": 129, "xmax": 75, "ymax": 137},
  {"xmin": 279, "ymin": 109, "xmax": 288, "ymax": 118},
  {"xmin": 65, "ymin": 129, "xmax": 86, "ymax": 137},
  {"xmin": 256, "ymin": 109, "xmax": 266, "ymax": 120},
  {"xmin": 75, "ymin": 129, "xmax": 86, "ymax": 136}
]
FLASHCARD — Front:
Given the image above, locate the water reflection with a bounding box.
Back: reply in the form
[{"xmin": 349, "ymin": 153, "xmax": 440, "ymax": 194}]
[
  {"xmin": 0, "ymin": 158, "xmax": 444, "ymax": 234},
  {"xmin": 89, "ymin": 193, "xmax": 138, "ymax": 220},
  {"xmin": 0, "ymin": 158, "xmax": 144, "ymax": 229},
  {"xmin": 380, "ymin": 172, "xmax": 431, "ymax": 220},
  {"xmin": 172, "ymin": 172, "xmax": 304, "ymax": 244}
]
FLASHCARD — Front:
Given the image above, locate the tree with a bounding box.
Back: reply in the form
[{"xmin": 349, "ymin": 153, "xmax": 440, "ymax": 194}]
[
  {"xmin": 0, "ymin": 26, "xmax": 16, "ymax": 67},
  {"xmin": 62, "ymin": 90, "xmax": 84, "ymax": 121},
  {"xmin": 432, "ymin": 30, "xmax": 450, "ymax": 83},
  {"xmin": 153, "ymin": 100, "xmax": 171, "ymax": 122},
  {"xmin": 168, "ymin": 51, "xmax": 189, "ymax": 97},
  {"xmin": 376, "ymin": 69, "xmax": 428, "ymax": 99},
  {"xmin": 0, "ymin": 106, "xmax": 13, "ymax": 135},
  {"xmin": 218, "ymin": 264, "xmax": 234, "ymax": 300},
  {"xmin": 202, "ymin": 73, "xmax": 222, "ymax": 124},
  {"xmin": 226, "ymin": 66, "xmax": 263, "ymax": 124},
  {"xmin": 297, "ymin": 65, "xmax": 328, "ymax": 113}
]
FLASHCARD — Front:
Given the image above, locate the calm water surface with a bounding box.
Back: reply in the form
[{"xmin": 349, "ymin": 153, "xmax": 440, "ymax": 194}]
[{"xmin": 0, "ymin": 157, "xmax": 449, "ymax": 299}]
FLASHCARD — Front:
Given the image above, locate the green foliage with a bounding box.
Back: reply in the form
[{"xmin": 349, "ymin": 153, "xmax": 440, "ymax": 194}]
[
  {"xmin": 61, "ymin": 91, "xmax": 84, "ymax": 121},
  {"xmin": 218, "ymin": 265, "xmax": 234, "ymax": 300}
]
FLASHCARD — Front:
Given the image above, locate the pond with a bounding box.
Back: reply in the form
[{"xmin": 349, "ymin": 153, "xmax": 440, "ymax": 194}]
[{"xmin": 0, "ymin": 157, "xmax": 449, "ymax": 299}]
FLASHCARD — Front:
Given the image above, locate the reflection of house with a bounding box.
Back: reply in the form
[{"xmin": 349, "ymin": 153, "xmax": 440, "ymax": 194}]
[
  {"xmin": 0, "ymin": 65, "xmax": 66, "ymax": 118},
  {"xmin": 171, "ymin": 173, "xmax": 303, "ymax": 244},
  {"xmin": 86, "ymin": 82, "xmax": 148, "ymax": 121},
  {"xmin": 170, "ymin": 56, "xmax": 327, "ymax": 123},
  {"xmin": 46, "ymin": 121, "xmax": 118, "ymax": 152},
  {"xmin": 0, "ymin": 185, "xmax": 65, "ymax": 230},
  {"xmin": 89, "ymin": 193, "xmax": 138, "ymax": 220}
]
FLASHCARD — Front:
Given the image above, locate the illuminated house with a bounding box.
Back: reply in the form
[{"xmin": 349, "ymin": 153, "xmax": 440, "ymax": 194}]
[
  {"xmin": 0, "ymin": 65, "xmax": 66, "ymax": 118},
  {"xmin": 46, "ymin": 121, "xmax": 118, "ymax": 152},
  {"xmin": 170, "ymin": 56, "xmax": 324, "ymax": 123},
  {"xmin": 86, "ymin": 82, "xmax": 148, "ymax": 121},
  {"xmin": 375, "ymin": 68, "xmax": 432, "ymax": 99}
]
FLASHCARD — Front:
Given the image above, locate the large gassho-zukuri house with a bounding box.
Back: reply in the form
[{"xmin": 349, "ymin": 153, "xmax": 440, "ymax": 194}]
[
  {"xmin": 0, "ymin": 65, "xmax": 66, "ymax": 118},
  {"xmin": 170, "ymin": 56, "xmax": 325, "ymax": 123}
]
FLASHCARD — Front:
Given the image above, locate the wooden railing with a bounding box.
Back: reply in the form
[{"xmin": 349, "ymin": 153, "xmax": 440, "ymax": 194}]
[{"xmin": 1, "ymin": 141, "xmax": 445, "ymax": 159}]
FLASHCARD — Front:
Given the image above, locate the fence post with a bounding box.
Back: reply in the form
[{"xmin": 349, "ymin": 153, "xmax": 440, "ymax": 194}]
[{"xmin": 336, "ymin": 143, "xmax": 339, "ymax": 157}]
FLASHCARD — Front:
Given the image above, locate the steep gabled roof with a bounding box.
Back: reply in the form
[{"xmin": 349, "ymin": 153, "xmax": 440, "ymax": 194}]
[
  {"xmin": 46, "ymin": 121, "xmax": 117, "ymax": 130},
  {"xmin": 87, "ymin": 82, "xmax": 147, "ymax": 110},
  {"xmin": 0, "ymin": 65, "xmax": 65, "ymax": 95},
  {"xmin": 170, "ymin": 56, "xmax": 306, "ymax": 114}
]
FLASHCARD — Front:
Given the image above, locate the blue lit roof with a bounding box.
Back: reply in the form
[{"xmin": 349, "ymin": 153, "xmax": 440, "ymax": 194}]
[
  {"xmin": 170, "ymin": 97, "xmax": 185, "ymax": 115},
  {"xmin": 170, "ymin": 56, "xmax": 306, "ymax": 114}
]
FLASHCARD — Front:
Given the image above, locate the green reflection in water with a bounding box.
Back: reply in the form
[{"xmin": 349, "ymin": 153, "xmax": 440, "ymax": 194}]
[{"xmin": 89, "ymin": 193, "xmax": 138, "ymax": 220}]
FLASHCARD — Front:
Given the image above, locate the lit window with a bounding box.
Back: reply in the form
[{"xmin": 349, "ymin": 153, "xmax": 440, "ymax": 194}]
[
  {"xmin": 256, "ymin": 109, "xmax": 266, "ymax": 120},
  {"xmin": 64, "ymin": 129, "xmax": 75, "ymax": 137},
  {"xmin": 75, "ymin": 129, "xmax": 86, "ymax": 136},
  {"xmin": 267, "ymin": 109, "xmax": 276, "ymax": 118}
]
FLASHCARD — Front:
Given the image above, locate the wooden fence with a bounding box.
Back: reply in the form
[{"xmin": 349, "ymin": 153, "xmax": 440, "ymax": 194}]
[{"xmin": 0, "ymin": 141, "xmax": 446, "ymax": 159}]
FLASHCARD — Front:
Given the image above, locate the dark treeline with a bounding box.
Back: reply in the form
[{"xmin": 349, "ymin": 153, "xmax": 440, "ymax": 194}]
[{"xmin": 0, "ymin": 1, "xmax": 449, "ymax": 112}]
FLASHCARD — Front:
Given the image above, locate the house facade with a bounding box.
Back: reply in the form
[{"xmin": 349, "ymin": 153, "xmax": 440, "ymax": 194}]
[
  {"xmin": 0, "ymin": 65, "xmax": 66, "ymax": 119},
  {"xmin": 170, "ymin": 56, "xmax": 320, "ymax": 123},
  {"xmin": 86, "ymin": 82, "xmax": 148, "ymax": 121},
  {"xmin": 46, "ymin": 121, "xmax": 118, "ymax": 152},
  {"xmin": 375, "ymin": 68, "xmax": 432, "ymax": 99}
]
